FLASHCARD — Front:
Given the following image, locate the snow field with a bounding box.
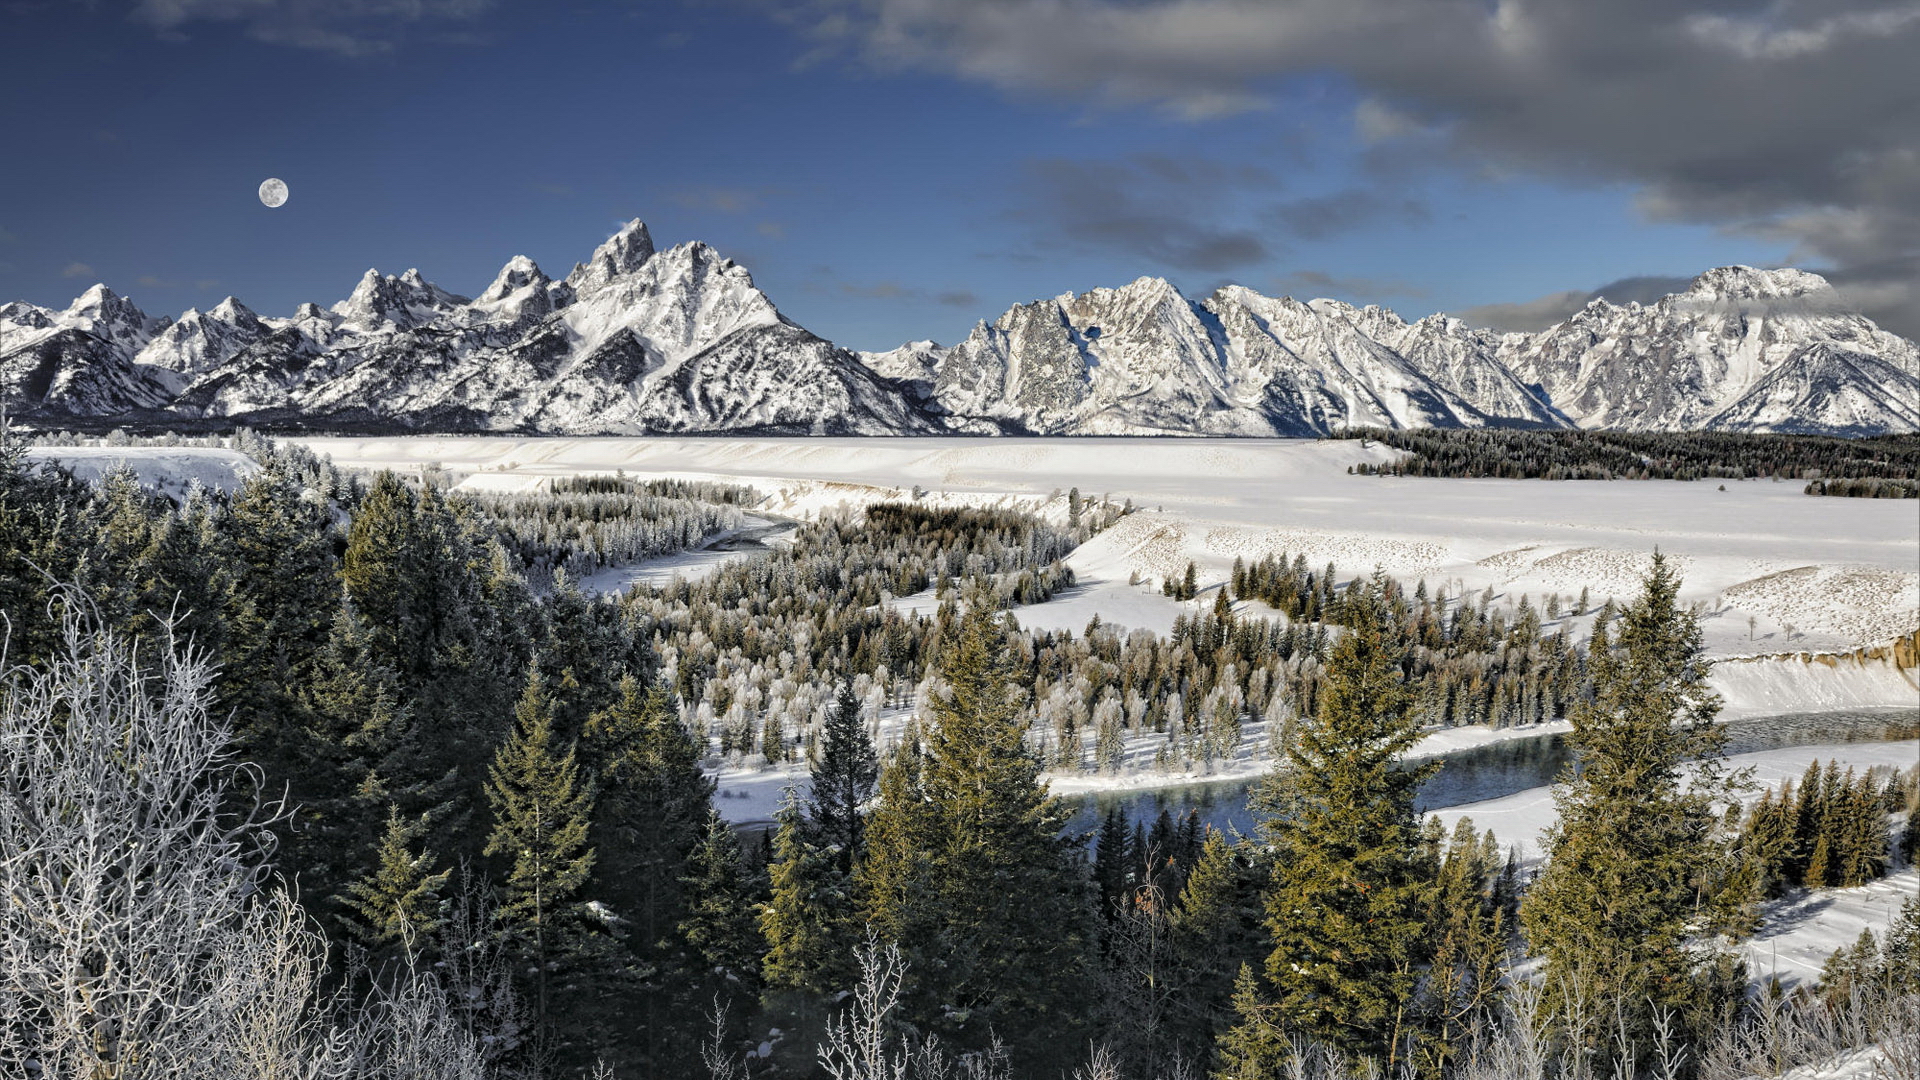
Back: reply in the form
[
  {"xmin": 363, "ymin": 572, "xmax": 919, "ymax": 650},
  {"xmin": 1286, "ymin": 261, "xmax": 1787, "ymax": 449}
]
[
  {"xmin": 25, "ymin": 446, "xmax": 258, "ymax": 496},
  {"xmin": 294, "ymin": 435, "xmax": 1920, "ymax": 661}
]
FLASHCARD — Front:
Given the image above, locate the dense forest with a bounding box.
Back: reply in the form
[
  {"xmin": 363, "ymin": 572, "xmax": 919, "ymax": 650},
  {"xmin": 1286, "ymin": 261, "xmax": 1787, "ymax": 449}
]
[
  {"xmin": 1333, "ymin": 428, "xmax": 1920, "ymax": 496},
  {"xmin": 2, "ymin": 430, "xmax": 1918, "ymax": 1080}
]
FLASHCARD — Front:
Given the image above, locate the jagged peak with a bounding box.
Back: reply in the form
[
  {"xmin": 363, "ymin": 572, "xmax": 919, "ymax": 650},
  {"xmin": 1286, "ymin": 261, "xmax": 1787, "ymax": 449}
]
[
  {"xmin": 568, "ymin": 219, "xmax": 656, "ymax": 289},
  {"xmin": 208, "ymin": 296, "xmax": 256, "ymax": 321},
  {"xmin": 66, "ymin": 282, "xmax": 122, "ymax": 312},
  {"xmin": 479, "ymin": 255, "xmax": 549, "ymax": 303},
  {"xmin": 292, "ymin": 302, "xmax": 328, "ymax": 320},
  {"xmin": 1685, "ymin": 265, "xmax": 1834, "ymax": 302}
]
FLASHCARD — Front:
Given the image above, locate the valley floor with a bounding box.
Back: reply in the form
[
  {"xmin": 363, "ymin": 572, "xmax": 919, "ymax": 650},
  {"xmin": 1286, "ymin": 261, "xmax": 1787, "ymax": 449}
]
[{"xmin": 294, "ymin": 434, "xmax": 1920, "ymax": 659}]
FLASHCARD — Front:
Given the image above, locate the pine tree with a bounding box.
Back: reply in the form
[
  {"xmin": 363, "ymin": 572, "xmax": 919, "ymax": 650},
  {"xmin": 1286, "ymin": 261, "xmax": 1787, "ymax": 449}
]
[
  {"xmin": 680, "ymin": 809, "xmax": 762, "ymax": 986},
  {"xmin": 1235, "ymin": 590, "xmax": 1434, "ymax": 1065},
  {"xmin": 810, "ymin": 682, "xmax": 879, "ymax": 876},
  {"xmin": 1215, "ymin": 965, "xmax": 1289, "ymax": 1080},
  {"xmin": 582, "ymin": 676, "xmax": 711, "ymax": 952},
  {"xmin": 340, "ymin": 804, "xmax": 451, "ymax": 953},
  {"xmin": 340, "ymin": 471, "xmax": 421, "ymax": 668},
  {"xmin": 1167, "ymin": 830, "xmax": 1266, "ymax": 1070},
  {"xmin": 759, "ymin": 789, "xmax": 846, "ymax": 993},
  {"xmin": 1520, "ymin": 553, "xmax": 1738, "ymax": 1063},
  {"xmin": 581, "ymin": 675, "xmax": 716, "ymax": 1077},
  {"xmin": 1416, "ymin": 819, "xmax": 1511, "ymax": 1078},
  {"xmin": 856, "ymin": 606, "xmax": 1092, "ymax": 1060},
  {"xmin": 484, "ymin": 666, "xmax": 597, "ymax": 1025},
  {"xmin": 226, "ymin": 463, "xmax": 337, "ymax": 702}
]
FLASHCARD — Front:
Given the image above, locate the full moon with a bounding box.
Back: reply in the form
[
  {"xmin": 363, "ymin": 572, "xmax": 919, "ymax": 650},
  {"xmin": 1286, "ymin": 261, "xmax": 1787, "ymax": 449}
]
[{"xmin": 258, "ymin": 178, "xmax": 288, "ymax": 208}]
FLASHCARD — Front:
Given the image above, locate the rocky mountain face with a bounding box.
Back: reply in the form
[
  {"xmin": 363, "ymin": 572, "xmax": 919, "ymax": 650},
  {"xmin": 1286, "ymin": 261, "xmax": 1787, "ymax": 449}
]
[
  {"xmin": 2, "ymin": 221, "xmax": 938, "ymax": 436},
  {"xmin": 871, "ymin": 268, "xmax": 1918, "ymax": 436},
  {"xmin": 4, "ymin": 227, "xmax": 1915, "ymax": 436}
]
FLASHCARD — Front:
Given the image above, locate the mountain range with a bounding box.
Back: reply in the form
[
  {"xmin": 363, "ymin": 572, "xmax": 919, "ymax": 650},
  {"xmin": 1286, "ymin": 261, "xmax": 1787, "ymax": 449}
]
[{"xmin": 5, "ymin": 220, "xmax": 1917, "ymax": 436}]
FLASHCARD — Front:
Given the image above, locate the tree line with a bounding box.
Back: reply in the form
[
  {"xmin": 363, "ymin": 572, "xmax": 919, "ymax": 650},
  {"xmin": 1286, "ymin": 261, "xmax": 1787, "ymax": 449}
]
[{"xmin": 1332, "ymin": 427, "xmax": 1919, "ymax": 496}]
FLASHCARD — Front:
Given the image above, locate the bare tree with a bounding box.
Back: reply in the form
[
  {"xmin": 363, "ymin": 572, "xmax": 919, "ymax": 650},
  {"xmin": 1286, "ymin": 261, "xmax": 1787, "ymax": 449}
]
[
  {"xmin": 0, "ymin": 612, "xmax": 498, "ymax": 1079},
  {"xmin": 0, "ymin": 616, "xmax": 279, "ymax": 1077}
]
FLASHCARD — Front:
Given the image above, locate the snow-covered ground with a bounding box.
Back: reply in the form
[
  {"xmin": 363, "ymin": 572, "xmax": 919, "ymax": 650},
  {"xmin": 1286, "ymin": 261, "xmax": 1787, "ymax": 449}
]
[
  {"xmin": 1744, "ymin": 870, "xmax": 1920, "ymax": 988},
  {"xmin": 291, "ymin": 436, "xmax": 1920, "ymax": 661},
  {"xmin": 25, "ymin": 445, "xmax": 257, "ymax": 495},
  {"xmin": 1430, "ymin": 739, "xmax": 1920, "ymax": 867},
  {"xmin": 573, "ymin": 517, "xmax": 797, "ymax": 593}
]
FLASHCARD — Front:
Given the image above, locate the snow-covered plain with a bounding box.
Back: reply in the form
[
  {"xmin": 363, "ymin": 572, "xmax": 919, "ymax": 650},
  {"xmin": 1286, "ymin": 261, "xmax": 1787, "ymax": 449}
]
[
  {"xmin": 293, "ymin": 436, "xmax": 1920, "ymax": 661},
  {"xmin": 25, "ymin": 445, "xmax": 257, "ymax": 496}
]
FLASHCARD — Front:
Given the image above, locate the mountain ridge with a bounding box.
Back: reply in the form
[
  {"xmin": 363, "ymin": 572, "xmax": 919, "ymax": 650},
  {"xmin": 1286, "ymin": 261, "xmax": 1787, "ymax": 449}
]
[{"xmin": 4, "ymin": 222, "xmax": 1915, "ymax": 436}]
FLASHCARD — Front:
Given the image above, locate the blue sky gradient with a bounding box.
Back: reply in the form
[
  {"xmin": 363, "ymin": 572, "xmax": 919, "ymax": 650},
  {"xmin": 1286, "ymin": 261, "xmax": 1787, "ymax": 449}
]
[{"xmin": 0, "ymin": 1, "xmax": 1864, "ymax": 349}]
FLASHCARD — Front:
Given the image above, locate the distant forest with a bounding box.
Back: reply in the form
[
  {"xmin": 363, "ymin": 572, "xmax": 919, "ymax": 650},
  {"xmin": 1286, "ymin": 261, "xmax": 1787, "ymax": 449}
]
[{"xmin": 1332, "ymin": 427, "xmax": 1920, "ymax": 496}]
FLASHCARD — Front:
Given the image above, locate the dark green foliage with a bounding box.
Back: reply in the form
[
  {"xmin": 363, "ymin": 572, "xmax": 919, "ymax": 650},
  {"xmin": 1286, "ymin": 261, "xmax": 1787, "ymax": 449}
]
[
  {"xmin": 485, "ymin": 667, "xmax": 597, "ymax": 1023},
  {"xmin": 1164, "ymin": 829, "xmax": 1267, "ymax": 1071},
  {"xmin": 759, "ymin": 791, "xmax": 847, "ymax": 994},
  {"xmin": 1414, "ymin": 818, "xmax": 1514, "ymax": 1079},
  {"xmin": 1520, "ymin": 553, "xmax": 1742, "ymax": 1062},
  {"xmin": 679, "ymin": 809, "xmax": 763, "ymax": 987},
  {"xmin": 1737, "ymin": 762, "xmax": 1905, "ymax": 898},
  {"xmin": 339, "ymin": 804, "xmax": 451, "ymax": 953},
  {"xmin": 856, "ymin": 606, "xmax": 1093, "ymax": 1060},
  {"xmin": 1336, "ymin": 426, "xmax": 1920, "ymax": 495},
  {"xmin": 1236, "ymin": 589, "xmax": 1436, "ymax": 1064},
  {"xmin": 810, "ymin": 682, "xmax": 879, "ymax": 876}
]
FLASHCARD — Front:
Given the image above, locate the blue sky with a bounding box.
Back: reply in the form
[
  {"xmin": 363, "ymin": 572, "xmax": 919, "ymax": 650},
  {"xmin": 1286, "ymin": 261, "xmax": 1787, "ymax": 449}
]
[{"xmin": 4, "ymin": 0, "xmax": 1908, "ymax": 348}]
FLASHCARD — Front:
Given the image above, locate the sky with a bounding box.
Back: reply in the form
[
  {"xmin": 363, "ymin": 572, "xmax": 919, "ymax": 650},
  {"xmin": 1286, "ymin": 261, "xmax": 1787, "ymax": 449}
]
[{"xmin": 2, "ymin": 0, "xmax": 1915, "ymax": 349}]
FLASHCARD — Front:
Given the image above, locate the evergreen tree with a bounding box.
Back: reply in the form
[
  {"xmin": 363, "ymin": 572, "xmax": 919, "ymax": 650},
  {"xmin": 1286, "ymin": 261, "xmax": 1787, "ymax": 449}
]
[
  {"xmin": 759, "ymin": 789, "xmax": 846, "ymax": 993},
  {"xmin": 1520, "ymin": 553, "xmax": 1739, "ymax": 1063},
  {"xmin": 856, "ymin": 606, "xmax": 1092, "ymax": 1060},
  {"xmin": 1167, "ymin": 829, "xmax": 1266, "ymax": 1070},
  {"xmin": 680, "ymin": 809, "xmax": 762, "ymax": 986},
  {"xmin": 1215, "ymin": 965, "xmax": 1289, "ymax": 1080},
  {"xmin": 810, "ymin": 682, "xmax": 879, "ymax": 876},
  {"xmin": 225, "ymin": 463, "xmax": 337, "ymax": 705},
  {"xmin": 1233, "ymin": 591, "xmax": 1434, "ymax": 1065},
  {"xmin": 581, "ymin": 675, "xmax": 716, "ymax": 1076},
  {"xmin": 340, "ymin": 804, "xmax": 451, "ymax": 953},
  {"xmin": 1415, "ymin": 819, "xmax": 1511, "ymax": 1078},
  {"xmin": 485, "ymin": 666, "xmax": 597, "ymax": 1025}
]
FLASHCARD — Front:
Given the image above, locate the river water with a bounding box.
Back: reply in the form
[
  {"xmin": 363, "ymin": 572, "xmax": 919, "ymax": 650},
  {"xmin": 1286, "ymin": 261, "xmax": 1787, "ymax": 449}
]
[{"xmin": 1067, "ymin": 706, "xmax": 1920, "ymax": 842}]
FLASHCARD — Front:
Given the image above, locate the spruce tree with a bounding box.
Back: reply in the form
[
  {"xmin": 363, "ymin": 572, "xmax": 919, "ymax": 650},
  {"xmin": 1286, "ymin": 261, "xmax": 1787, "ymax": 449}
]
[
  {"xmin": 759, "ymin": 789, "xmax": 846, "ymax": 993},
  {"xmin": 1520, "ymin": 553, "xmax": 1738, "ymax": 1062},
  {"xmin": 680, "ymin": 809, "xmax": 762, "ymax": 986},
  {"xmin": 1233, "ymin": 590, "xmax": 1434, "ymax": 1065},
  {"xmin": 581, "ymin": 675, "xmax": 716, "ymax": 1076},
  {"xmin": 1215, "ymin": 966, "xmax": 1289, "ymax": 1080},
  {"xmin": 856, "ymin": 606, "xmax": 1092, "ymax": 1060},
  {"xmin": 484, "ymin": 666, "xmax": 597, "ymax": 1025},
  {"xmin": 1167, "ymin": 829, "xmax": 1266, "ymax": 1070},
  {"xmin": 581, "ymin": 676, "xmax": 711, "ymax": 951},
  {"xmin": 340, "ymin": 804, "xmax": 451, "ymax": 953},
  {"xmin": 810, "ymin": 682, "xmax": 879, "ymax": 876},
  {"xmin": 226, "ymin": 463, "xmax": 337, "ymax": 702}
]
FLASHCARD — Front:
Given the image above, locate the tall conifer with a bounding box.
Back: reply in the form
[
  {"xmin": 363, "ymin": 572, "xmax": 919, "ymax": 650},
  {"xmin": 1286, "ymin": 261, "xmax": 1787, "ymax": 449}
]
[
  {"xmin": 1232, "ymin": 590, "xmax": 1434, "ymax": 1065},
  {"xmin": 1520, "ymin": 553, "xmax": 1739, "ymax": 1062},
  {"xmin": 856, "ymin": 606, "xmax": 1091, "ymax": 1059},
  {"xmin": 485, "ymin": 666, "xmax": 597, "ymax": 1024}
]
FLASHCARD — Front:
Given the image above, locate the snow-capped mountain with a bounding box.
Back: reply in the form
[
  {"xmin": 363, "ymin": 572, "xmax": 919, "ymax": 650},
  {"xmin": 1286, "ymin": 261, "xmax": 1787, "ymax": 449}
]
[
  {"xmin": 3, "ymin": 221, "xmax": 939, "ymax": 435},
  {"xmin": 880, "ymin": 267, "xmax": 1914, "ymax": 436},
  {"xmin": 1494, "ymin": 267, "xmax": 1920, "ymax": 433},
  {"xmin": 4, "ymin": 231, "xmax": 1915, "ymax": 436}
]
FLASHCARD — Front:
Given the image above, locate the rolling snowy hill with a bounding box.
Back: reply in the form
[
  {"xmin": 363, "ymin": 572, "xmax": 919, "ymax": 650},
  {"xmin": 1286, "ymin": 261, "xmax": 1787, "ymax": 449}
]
[{"xmin": 4, "ymin": 223, "xmax": 1915, "ymax": 435}]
